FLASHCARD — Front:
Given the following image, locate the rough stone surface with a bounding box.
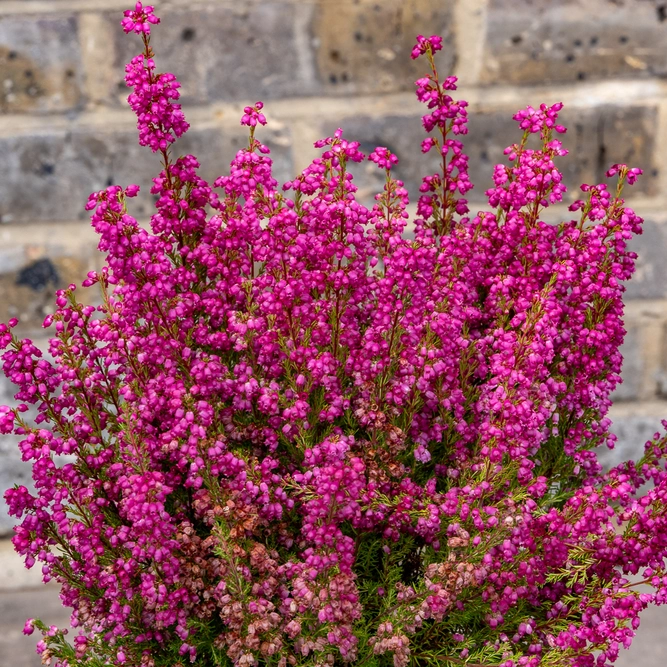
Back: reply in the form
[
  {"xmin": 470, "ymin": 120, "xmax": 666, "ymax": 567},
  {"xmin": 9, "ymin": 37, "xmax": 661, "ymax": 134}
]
[
  {"xmin": 465, "ymin": 104, "xmax": 659, "ymax": 200},
  {"xmin": 0, "ymin": 15, "xmax": 83, "ymax": 113},
  {"xmin": 0, "ymin": 123, "xmax": 293, "ymax": 224},
  {"xmin": 0, "ymin": 254, "xmax": 95, "ymax": 336},
  {"xmin": 326, "ymin": 103, "xmax": 658, "ymax": 206},
  {"xmin": 112, "ymin": 5, "xmax": 308, "ymax": 104},
  {"xmin": 659, "ymin": 321, "xmax": 667, "ymax": 397},
  {"xmin": 0, "ymin": 586, "xmax": 70, "ymax": 667},
  {"xmin": 311, "ymin": 0, "xmax": 455, "ymax": 95},
  {"xmin": 482, "ymin": 0, "xmax": 667, "ymax": 86},
  {"xmin": 0, "ymin": 539, "xmax": 43, "ymax": 591},
  {"xmin": 0, "ymin": 222, "xmax": 102, "ymax": 342},
  {"xmin": 79, "ymin": 11, "xmax": 118, "ymax": 105},
  {"xmin": 602, "ymin": 411, "xmax": 666, "ymax": 470},
  {"xmin": 108, "ymin": 1, "xmax": 456, "ymax": 104},
  {"xmin": 611, "ymin": 325, "xmax": 643, "ymax": 402},
  {"xmin": 626, "ymin": 219, "xmax": 667, "ymax": 300}
]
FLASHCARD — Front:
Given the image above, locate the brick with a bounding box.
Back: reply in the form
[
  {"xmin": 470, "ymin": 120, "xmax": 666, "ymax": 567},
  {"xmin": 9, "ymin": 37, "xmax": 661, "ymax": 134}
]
[
  {"xmin": 323, "ymin": 103, "xmax": 658, "ymax": 207},
  {"xmin": 311, "ymin": 0, "xmax": 456, "ymax": 95},
  {"xmin": 0, "ymin": 588, "xmax": 73, "ymax": 664},
  {"xmin": 482, "ymin": 0, "xmax": 667, "ymax": 86},
  {"xmin": 0, "ymin": 247, "xmax": 24, "ymax": 276},
  {"xmin": 0, "ymin": 122, "xmax": 293, "ymax": 223},
  {"xmin": 327, "ymin": 114, "xmax": 430, "ymax": 207},
  {"xmin": 625, "ymin": 220, "xmax": 667, "ymax": 300},
  {"xmin": 601, "ymin": 410, "xmax": 667, "ymax": 469},
  {"xmin": 0, "ymin": 15, "xmax": 83, "ymax": 113},
  {"xmin": 639, "ymin": 320, "xmax": 664, "ymax": 401},
  {"xmin": 0, "ymin": 254, "xmax": 97, "ymax": 336},
  {"xmin": 79, "ymin": 12, "xmax": 117, "ymax": 105},
  {"xmin": 0, "ymin": 539, "xmax": 44, "ymax": 590},
  {"xmin": 466, "ymin": 105, "xmax": 659, "ymax": 200},
  {"xmin": 111, "ymin": 5, "xmax": 308, "ymax": 105},
  {"xmin": 659, "ymin": 321, "xmax": 667, "ymax": 398},
  {"xmin": 610, "ymin": 324, "xmax": 643, "ymax": 402},
  {"xmin": 109, "ymin": 1, "xmax": 456, "ymax": 105}
]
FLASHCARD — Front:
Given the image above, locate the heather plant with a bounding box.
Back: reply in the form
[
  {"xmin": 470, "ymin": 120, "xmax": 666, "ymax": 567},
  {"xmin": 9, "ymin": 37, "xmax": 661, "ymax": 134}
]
[{"xmin": 2, "ymin": 4, "xmax": 667, "ymax": 667}]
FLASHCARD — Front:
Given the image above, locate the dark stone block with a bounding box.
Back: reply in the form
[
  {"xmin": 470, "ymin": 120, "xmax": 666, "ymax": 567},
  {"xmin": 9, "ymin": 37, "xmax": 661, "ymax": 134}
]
[
  {"xmin": 611, "ymin": 325, "xmax": 642, "ymax": 402},
  {"xmin": 322, "ymin": 103, "xmax": 658, "ymax": 208},
  {"xmin": 311, "ymin": 0, "xmax": 456, "ymax": 95},
  {"xmin": 0, "ymin": 15, "xmax": 83, "ymax": 112},
  {"xmin": 625, "ymin": 219, "xmax": 667, "ymax": 300},
  {"xmin": 466, "ymin": 105, "xmax": 658, "ymax": 200},
  {"xmin": 483, "ymin": 0, "xmax": 667, "ymax": 85},
  {"xmin": 0, "ymin": 123, "xmax": 293, "ymax": 223},
  {"xmin": 112, "ymin": 5, "xmax": 307, "ymax": 104}
]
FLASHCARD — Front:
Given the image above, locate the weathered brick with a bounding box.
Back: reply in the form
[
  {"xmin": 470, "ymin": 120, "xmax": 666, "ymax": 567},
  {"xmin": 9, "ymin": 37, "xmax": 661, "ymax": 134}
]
[
  {"xmin": 0, "ymin": 15, "xmax": 83, "ymax": 113},
  {"xmin": 323, "ymin": 103, "xmax": 658, "ymax": 207},
  {"xmin": 611, "ymin": 324, "xmax": 643, "ymax": 402},
  {"xmin": 79, "ymin": 12, "xmax": 118, "ymax": 105},
  {"xmin": 109, "ymin": 1, "xmax": 456, "ymax": 105},
  {"xmin": 0, "ymin": 536, "xmax": 45, "ymax": 589},
  {"xmin": 659, "ymin": 321, "xmax": 667, "ymax": 398},
  {"xmin": 311, "ymin": 0, "xmax": 455, "ymax": 94},
  {"xmin": 625, "ymin": 220, "xmax": 667, "ymax": 300},
  {"xmin": 601, "ymin": 411, "xmax": 666, "ymax": 469},
  {"xmin": 328, "ymin": 114, "xmax": 431, "ymax": 207},
  {"xmin": 482, "ymin": 0, "xmax": 667, "ymax": 86},
  {"xmin": 112, "ymin": 4, "xmax": 307, "ymax": 105},
  {"xmin": 0, "ymin": 254, "xmax": 95, "ymax": 336},
  {"xmin": 466, "ymin": 105, "xmax": 659, "ymax": 200},
  {"xmin": 0, "ymin": 122, "xmax": 293, "ymax": 223}
]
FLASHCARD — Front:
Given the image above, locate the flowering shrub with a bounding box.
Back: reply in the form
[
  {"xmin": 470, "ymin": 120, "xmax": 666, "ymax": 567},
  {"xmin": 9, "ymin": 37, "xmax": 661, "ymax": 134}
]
[{"xmin": 2, "ymin": 4, "xmax": 667, "ymax": 667}]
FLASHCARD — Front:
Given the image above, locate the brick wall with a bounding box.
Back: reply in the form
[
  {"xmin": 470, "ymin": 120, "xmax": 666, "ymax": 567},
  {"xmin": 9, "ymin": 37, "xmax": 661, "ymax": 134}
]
[{"xmin": 1, "ymin": 0, "xmax": 666, "ymax": 532}]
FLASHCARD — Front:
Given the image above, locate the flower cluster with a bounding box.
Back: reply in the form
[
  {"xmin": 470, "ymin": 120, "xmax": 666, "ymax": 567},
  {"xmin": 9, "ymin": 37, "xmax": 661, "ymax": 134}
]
[
  {"xmin": 368, "ymin": 147, "xmax": 399, "ymax": 171},
  {"xmin": 241, "ymin": 101, "xmax": 268, "ymax": 128},
  {"xmin": 410, "ymin": 35, "xmax": 443, "ymax": 60},
  {"xmin": 121, "ymin": 2, "xmax": 160, "ymax": 35},
  {"xmin": 2, "ymin": 13, "xmax": 666, "ymax": 667},
  {"xmin": 123, "ymin": 17, "xmax": 188, "ymax": 152}
]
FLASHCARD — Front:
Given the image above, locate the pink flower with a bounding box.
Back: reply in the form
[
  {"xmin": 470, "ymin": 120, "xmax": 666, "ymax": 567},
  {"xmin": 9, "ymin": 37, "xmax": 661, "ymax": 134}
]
[
  {"xmin": 124, "ymin": 55, "xmax": 189, "ymax": 151},
  {"xmin": 411, "ymin": 34, "xmax": 444, "ymax": 60},
  {"xmin": 0, "ymin": 9, "xmax": 657, "ymax": 667},
  {"xmin": 241, "ymin": 101, "xmax": 267, "ymax": 128},
  {"xmin": 121, "ymin": 2, "xmax": 160, "ymax": 35},
  {"xmin": 607, "ymin": 163, "xmax": 643, "ymax": 185},
  {"xmin": 627, "ymin": 167, "xmax": 643, "ymax": 184},
  {"xmin": 368, "ymin": 146, "xmax": 399, "ymax": 170}
]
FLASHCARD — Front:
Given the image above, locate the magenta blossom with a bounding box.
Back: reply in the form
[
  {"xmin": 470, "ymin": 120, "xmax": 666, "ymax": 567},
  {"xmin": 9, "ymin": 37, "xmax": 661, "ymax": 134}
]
[
  {"xmin": 121, "ymin": 2, "xmax": 160, "ymax": 35},
  {"xmin": 369, "ymin": 146, "xmax": 399, "ymax": 170},
  {"xmin": 2, "ymin": 12, "xmax": 661, "ymax": 667},
  {"xmin": 241, "ymin": 101, "xmax": 268, "ymax": 128},
  {"xmin": 411, "ymin": 34, "xmax": 444, "ymax": 60}
]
